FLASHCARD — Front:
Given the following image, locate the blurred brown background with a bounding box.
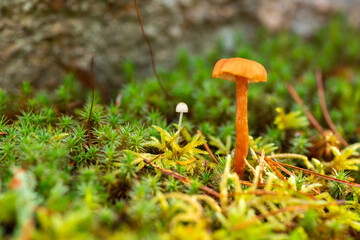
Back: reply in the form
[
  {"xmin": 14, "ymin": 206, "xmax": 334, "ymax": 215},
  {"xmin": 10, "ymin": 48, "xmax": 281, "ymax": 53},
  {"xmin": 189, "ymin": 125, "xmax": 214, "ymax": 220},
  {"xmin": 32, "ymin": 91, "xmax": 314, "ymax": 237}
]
[{"xmin": 1, "ymin": 0, "xmax": 360, "ymax": 95}]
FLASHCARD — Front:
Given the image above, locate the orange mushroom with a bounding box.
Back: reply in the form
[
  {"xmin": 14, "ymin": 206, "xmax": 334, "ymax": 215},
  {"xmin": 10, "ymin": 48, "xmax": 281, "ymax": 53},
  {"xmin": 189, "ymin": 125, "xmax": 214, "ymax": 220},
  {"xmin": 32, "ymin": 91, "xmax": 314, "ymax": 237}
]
[{"xmin": 212, "ymin": 58, "xmax": 267, "ymax": 178}]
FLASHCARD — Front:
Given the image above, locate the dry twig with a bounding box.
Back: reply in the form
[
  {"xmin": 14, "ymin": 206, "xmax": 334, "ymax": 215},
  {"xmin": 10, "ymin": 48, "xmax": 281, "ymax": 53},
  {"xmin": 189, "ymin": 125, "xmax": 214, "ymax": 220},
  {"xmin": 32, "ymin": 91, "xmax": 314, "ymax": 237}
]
[{"xmin": 133, "ymin": 0, "xmax": 172, "ymax": 100}]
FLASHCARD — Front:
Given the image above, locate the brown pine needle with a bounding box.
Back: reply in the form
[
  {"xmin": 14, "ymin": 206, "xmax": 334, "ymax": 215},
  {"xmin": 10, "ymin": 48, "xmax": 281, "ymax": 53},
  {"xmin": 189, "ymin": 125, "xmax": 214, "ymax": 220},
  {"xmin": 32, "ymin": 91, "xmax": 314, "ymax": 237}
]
[
  {"xmin": 256, "ymin": 152, "xmax": 360, "ymax": 188},
  {"xmin": 277, "ymin": 161, "xmax": 360, "ymax": 188},
  {"xmin": 233, "ymin": 200, "xmax": 346, "ymax": 230},
  {"xmin": 263, "ymin": 156, "xmax": 288, "ymax": 182},
  {"xmin": 262, "ymin": 155, "xmax": 295, "ymax": 178},
  {"xmin": 316, "ymin": 69, "xmax": 349, "ymax": 146},
  {"xmin": 143, "ymin": 159, "xmax": 220, "ymax": 198},
  {"xmin": 254, "ymin": 150, "xmax": 293, "ymax": 180},
  {"xmin": 197, "ymin": 130, "xmax": 220, "ymax": 164},
  {"xmin": 286, "ymin": 83, "xmax": 325, "ymax": 133},
  {"xmin": 133, "ymin": 0, "xmax": 172, "ymax": 100}
]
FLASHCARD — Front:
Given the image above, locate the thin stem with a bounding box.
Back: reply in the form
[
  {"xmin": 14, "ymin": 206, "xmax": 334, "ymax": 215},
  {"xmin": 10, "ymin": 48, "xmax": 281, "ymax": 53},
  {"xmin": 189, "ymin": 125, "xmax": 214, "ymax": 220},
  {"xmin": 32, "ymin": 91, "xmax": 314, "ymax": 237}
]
[
  {"xmin": 286, "ymin": 83, "xmax": 325, "ymax": 134},
  {"xmin": 133, "ymin": 0, "xmax": 172, "ymax": 100},
  {"xmin": 176, "ymin": 112, "xmax": 183, "ymax": 143},
  {"xmin": 234, "ymin": 78, "xmax": 248, "ymax": 178},
  {"xmin": 316, "ymin": 69, "xmax": 349, "ymax": 146}
]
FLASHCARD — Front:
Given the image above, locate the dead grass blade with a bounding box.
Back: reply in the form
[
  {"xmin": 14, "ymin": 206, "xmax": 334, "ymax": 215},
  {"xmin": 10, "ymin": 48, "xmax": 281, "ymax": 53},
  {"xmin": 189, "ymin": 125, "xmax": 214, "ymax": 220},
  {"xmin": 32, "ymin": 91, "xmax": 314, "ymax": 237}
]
[
  {"xmin": 316, "ymin": 69, "xmax": 349, "ymax": 146},
  {"xmin": 286, "ymin": 83, "xmax": 325, "ymax": 133}
]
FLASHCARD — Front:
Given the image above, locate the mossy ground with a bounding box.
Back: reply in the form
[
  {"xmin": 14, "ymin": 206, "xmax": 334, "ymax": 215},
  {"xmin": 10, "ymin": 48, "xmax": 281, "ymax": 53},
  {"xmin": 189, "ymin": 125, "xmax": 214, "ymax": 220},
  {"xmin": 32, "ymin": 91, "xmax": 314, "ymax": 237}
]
[{"xmin": 1, "ymin": 17, "xmax": 360, "ymax": 239}]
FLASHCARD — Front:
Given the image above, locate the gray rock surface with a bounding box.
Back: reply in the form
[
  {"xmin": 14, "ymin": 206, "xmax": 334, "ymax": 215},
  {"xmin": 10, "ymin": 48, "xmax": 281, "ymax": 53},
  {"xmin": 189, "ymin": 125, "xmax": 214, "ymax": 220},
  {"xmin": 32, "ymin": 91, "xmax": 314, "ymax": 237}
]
[{"xmin": 0, "ymin": 0, "xmax": 359, "ymax": 94}]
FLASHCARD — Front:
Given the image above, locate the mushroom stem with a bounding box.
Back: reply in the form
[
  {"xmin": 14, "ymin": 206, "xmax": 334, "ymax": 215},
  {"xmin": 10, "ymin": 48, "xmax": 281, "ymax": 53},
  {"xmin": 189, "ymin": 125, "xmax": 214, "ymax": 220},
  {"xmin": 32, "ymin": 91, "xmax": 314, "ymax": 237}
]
[
  {"xmin": 234, "ymin": 77, "xmax": 248, "ymax": 178},
  {"xmin": 176, "ymin": 112, "xmax": 184, "ymax": 143}
]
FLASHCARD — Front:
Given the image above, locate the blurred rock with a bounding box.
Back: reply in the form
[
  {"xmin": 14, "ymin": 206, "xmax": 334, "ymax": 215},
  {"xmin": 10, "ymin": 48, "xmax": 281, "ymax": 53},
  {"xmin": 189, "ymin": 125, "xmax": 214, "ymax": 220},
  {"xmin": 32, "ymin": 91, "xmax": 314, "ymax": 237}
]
[{"xmin": 0, "ymin": 0, "xmax": 359, "ymax": 95}]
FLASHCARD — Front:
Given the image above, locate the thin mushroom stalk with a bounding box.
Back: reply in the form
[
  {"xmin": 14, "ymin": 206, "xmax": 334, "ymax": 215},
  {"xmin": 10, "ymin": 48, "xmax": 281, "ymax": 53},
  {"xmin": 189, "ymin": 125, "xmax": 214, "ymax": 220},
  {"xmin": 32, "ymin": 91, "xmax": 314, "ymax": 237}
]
[
  {"xmin": 234, "ymin": 78, "xmax": 248, "ymax": 176},
  {"xmin": 177, "ymin": 112, "xmax": 184, "ymax": 143}
]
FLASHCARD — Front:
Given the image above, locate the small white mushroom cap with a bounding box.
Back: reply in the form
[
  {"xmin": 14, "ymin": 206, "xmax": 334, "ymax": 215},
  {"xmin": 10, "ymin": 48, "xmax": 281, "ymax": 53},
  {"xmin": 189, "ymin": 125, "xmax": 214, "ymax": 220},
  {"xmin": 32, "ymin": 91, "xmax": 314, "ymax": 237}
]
[{"xmin": 176, "ymin": 102, "xmax": 188, "ymax": 113}]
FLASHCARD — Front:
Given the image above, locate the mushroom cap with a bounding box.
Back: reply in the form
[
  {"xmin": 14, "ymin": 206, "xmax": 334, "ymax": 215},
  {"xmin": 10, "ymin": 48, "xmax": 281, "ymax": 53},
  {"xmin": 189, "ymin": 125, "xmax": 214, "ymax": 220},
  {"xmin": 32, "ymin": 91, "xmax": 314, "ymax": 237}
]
[
  {"xmin": 176, "ymin": 102, "xmax": 188, "ymax": 113},
  {"xmin": 212, "ymin": 58, "xmax": 267, "ymax": 83}
]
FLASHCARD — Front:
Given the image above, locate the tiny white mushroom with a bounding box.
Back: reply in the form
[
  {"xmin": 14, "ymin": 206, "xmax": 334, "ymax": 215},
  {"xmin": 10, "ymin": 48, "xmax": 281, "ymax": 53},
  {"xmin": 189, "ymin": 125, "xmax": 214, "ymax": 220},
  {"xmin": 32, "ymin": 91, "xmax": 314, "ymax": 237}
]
[{"xmin": 175, "ymin": 102, "xmax": 188, "ymax": 143}]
